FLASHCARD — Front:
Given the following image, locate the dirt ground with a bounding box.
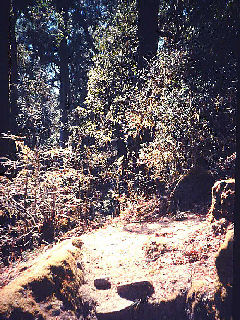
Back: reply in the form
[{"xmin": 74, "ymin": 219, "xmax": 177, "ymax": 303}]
[
  {"xmin": 0, "ymin": 206, "xmax": 233, "ymax": 319},
  {"xmin": 77, "ymin": 212, "xmax": 232, "ymax": 318}
]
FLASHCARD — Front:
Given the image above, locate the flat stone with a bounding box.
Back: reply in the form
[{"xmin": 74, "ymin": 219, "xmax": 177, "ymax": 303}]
[
  {"xmin": 94, "ymin": 277, "xmax": 111, "ymax": 290},
  {"xmin": 117, "ymin": 281, "xmax": 154, "ymax": 301}
]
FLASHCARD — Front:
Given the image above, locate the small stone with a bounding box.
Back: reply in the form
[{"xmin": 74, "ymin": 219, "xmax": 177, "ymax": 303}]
[
  {"xmin": 72, "ymin": 238, "xmax": 83, "ymax": 248},
  {"xmin": 117, "ymin": 281, "xmax": 154, "ymax": 301},
  {"xmin": 94, "ymin": 278, "xmax": 111, "ymax": 290}
]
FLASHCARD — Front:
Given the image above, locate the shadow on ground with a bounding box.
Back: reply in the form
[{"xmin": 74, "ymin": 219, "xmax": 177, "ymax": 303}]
[{"xmin": 97, "ymin": 292, "xmax": 188, "ymax": 320}]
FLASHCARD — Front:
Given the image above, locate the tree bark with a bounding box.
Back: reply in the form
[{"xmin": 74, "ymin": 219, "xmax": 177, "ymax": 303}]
[
  {"xmin": 59, "ymin": 10, "xmax": 71, "ymax": 147},
  {"xmin": 137, "ymin": 0, "xmax": 160, "ymax": 68},
  {"xmin": 0, "ymin": 0, "xmax": 17, "ymax": 172},
  {"xmin": 9, "ymin": 2, "xmax": 18, "ymax": 133},
  {"xmin": 0, "ymin": 1, "xmax": 10, "ymax": 136}
]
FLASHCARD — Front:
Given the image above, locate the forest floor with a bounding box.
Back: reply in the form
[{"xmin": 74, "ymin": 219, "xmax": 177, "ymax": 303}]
[
  {"xmin": 75, "ymin": 209, "xmax": 231, "ymax": 319},
  {"xmin": 0, "ymin": 202, "xmax": 233, "ymax": 319}
]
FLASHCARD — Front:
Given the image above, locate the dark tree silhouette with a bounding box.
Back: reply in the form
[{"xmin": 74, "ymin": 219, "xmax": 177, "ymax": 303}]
[
  {"xmin": 9, "ymin": 1, "xmax": 19, "ymax": 133},
  {"xmin": 137, "ymin": 0, "xmax": 160, "ymax": 68},
  {"xmin": 0, "ymin": 0, "xmax": 17, "ymax": 173},
  {"xmin": 56, "ymin": 1, "xmax": 72, "ymax": 147}
]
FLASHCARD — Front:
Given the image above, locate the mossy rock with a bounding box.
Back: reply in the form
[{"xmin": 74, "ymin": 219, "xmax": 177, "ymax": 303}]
[
  {"xmin": 208, "ymin": 179, "xmax": 235, "ymax": 223},
  {"xmin": 0, "ymin": 238, "xmax": 84, "ymax": 320},
  {"xmin": 186, "ymin": 280, "xmax": 217, "ymax": 320},
  {"xmin": 186, "ymin": 229, "xmax": 233, "ymax": 320},
  {"xmin": 186, "ymin": 279, "xmax": 232, "ymax": 320},
  {"xmin": 215, "ymin": 229, "xmax": 233, "ymax": 288},
  {"xmin": 169, "ymin": 168, "xmax": 214, "ymax": 213}
]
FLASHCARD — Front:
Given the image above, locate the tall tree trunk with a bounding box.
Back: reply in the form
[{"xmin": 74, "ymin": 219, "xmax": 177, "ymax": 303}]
[
  {"xmin": 137, "ymin": 0, "xmax": 160, "ymax": 68},
  {"xmin": 0, "ymin": 0, "xmax": 17, "ymax": 173},
  {"xmin": 9, "ymin": 2, "xmax": 18, "ymax": 133},
  {"xmin": 59, "ymin": 11, "xmax": 71, "ymax": 148},
  {"xmin": 0, "ymin": 0, "xmax": 10, "ymax": 140}
]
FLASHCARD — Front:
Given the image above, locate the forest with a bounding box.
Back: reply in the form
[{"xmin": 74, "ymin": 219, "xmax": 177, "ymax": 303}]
[{"xmin": 0, "ymin": 0, "xmax": 237, "ymax": 319}]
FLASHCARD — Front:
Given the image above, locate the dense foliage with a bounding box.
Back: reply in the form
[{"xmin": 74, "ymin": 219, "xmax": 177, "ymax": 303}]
[{"xmin": 0, "ymin": 0, "xmax": 236, "ymax": 265}]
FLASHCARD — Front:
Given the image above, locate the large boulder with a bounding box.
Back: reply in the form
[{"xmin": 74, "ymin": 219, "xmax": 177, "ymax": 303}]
[
  {"xmin": 168, "ymin": 168, "xmax": 214, "ymax": 213},
  {"xmin": 0, "ymin": 238, "xmax": 84, "ymax": 320},
  {"xmin": 215, "ymin": 228, "xmax": 233, "ymax": 289},
  {"xmin": 186, "ymin": 228, "xmax": 233, "ymax": 320},
  {"xmin": 186, "ymin": 280, "xmax": 217, "ymax": 320},
  {"xmin": 208, "ymin": 179, "xmax": 235, "ymax": 223},
  {"xmin": 213, "ymin": 229, "xmax": 233, "ymax": 320}
]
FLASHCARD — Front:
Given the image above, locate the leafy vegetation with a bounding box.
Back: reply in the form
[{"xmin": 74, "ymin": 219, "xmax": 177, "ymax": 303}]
[{"xmin": 0, "ymin": 0, "xmax": 236, "ymax": 267}]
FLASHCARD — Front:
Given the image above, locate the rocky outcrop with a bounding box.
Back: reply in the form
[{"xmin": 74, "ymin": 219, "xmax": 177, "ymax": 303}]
[
  {"xmin": 213, "ymin": 228, "xmax": 233, "ymax": 320},
  {"xmin": 186, "ymin": 183, "xmax": 234, "ymax": 320},
  {"xmin": 186, "ymin": 228, "xmax": 233, "ymax": 320},
  {"xmin": 0, "ymin": 238, "xmax": 84, "ymax": 320},
  {"xmin": 168, "ymin": 168, "xmax": 214, "ymax": 213},
  {"xmin": 208, "ymin": 178, "xmax": 235, "ymax": 223},
  {"xmin": 186, "ymin": 175, "xmax": 234, "ymax": 320},
  {"xmin": 215, "ymin": 229, "xmax": 233, "ymax": 288},
  {"xmin": 186, "ymin": 280, "xmax": 217, "ymax": 320}
]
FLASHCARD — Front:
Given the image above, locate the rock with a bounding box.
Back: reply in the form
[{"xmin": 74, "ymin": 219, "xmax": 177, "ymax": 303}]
[
  {"xmin": 168, "ymin": 168, "xmax": 214, "ymax": 213},
  {"xmin": 186, "ymin": 229, "xmax": 234, "ymax": 320},
  {"xmin": 94, "ymin": 278, "xmax": 111, "ymax": 290},
  {"xmin": 208, "ymin": 178, "xmax": 235, "ymax": 223},
  {"xmin": 72, "ymin": 238, "xmax": 83, "ymax": 249},
  {"xmin": 0, "ymin": 237, "xmax": 83, "ymax": 319},
  {"xmin": 187, "ymin": 279, "xmax": 231, "ymax": 320},
  {"xmin": 186, "ymin": 280, "xmax": 216, "ymax": 320},
  {"xmin": 215, "ymin": 229, "xmax": 233, "ymax": 288},
  {"xmin": 117, "ymin": 281, "xmax": 154, "ymax": 301}
]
